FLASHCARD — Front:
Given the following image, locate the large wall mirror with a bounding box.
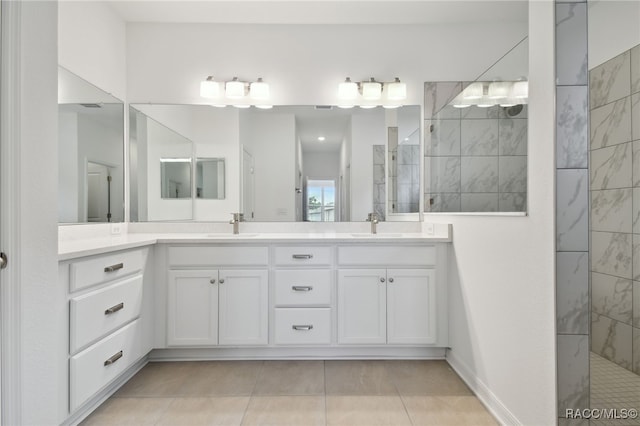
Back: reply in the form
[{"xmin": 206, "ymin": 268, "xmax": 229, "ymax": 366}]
[
  {"xmin": 129, "ymin": 104, "xmax": 421, "ymax": 222},
  {"xmin": 58, "ymin": 67, "xmax": 125, "ymax": 223}
]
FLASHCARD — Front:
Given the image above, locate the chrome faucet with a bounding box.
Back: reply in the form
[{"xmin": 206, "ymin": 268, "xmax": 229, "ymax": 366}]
[
  {"xmin": 230, "ymin": 213, "xmax": 244, "ymax": 234},
  {"xmin": 367, "ymin": 212, "xmax": 379, "ymax": 234}
]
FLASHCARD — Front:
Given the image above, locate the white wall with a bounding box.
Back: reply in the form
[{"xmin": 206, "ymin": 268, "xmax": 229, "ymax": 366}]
[
  {"xmin": 302, "ymin": 151, "xmax": 340, "ymax": 180},
  {"xmin": 240, "ymin": 110, "xmax": 296, "ymax": 221},
  {"xmin": 588, "ymin": 0, "xmax": 640, "ymax": 68},
  {"xmin": 58, "ymin": 1, "xmax": 127, "ymax": 100},
  {"xmin": 425, "ymin": 2, "xmax": 557, "ymax": 425},
  {"xmin": 58, "ymin": 111, "xmax": 79, "ymax": 222},
  {"xmin": 126, "ymin": 22, "xmax": 527, "ymax": 106}
]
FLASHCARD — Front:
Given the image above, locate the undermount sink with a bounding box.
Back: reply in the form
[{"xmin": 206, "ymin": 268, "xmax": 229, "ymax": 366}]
[
  {"xmin": 205, "ymin": 233, "xmax": 260, "ymax": 238},
  {"xmin": 350, "ymin": 233, "xmax": 404, "ymax": 238}
]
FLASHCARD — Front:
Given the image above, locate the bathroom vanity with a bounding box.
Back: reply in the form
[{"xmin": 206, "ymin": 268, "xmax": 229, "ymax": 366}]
[{"xmin": 57, "ymin": 229, "xmax": 450, "ymax": 423}]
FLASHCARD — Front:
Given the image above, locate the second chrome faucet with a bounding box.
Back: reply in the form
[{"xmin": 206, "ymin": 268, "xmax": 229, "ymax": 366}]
[
  {"xmin": 230, "ymin": 212, "xmax": 244, "ymax": 234},
  {"xmin": 366, "ymin": 212, "xmax": 379, "ymax": 234}
]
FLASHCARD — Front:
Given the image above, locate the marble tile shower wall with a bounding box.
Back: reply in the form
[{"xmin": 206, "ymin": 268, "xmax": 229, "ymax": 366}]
[
  {"xmin": 423, "ymin": 102, "xmax": 527, "ymax": 213},
  {"xmin": 589, "ymin": 45, "xmax": 640, "ymax": 376},
  {"xmin": 394, "ymin": 144, "xmax": 420, "ymax": 213},
  {"xmin": 373, "ymin": 145, "xmax": 386, "ymax": 220}
]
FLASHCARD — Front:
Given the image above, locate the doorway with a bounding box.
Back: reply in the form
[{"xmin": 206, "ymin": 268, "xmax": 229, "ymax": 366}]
[
  {"xmin": 305, "ymin": 179, "xmax": 336, "ymax": 222},
  {"xmin": 86, "ymin": 161, "xmax": 113, "ymax": 222}
]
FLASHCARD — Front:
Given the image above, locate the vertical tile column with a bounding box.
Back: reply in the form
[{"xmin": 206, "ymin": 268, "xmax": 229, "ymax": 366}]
[{"xmin": 555, "ymin": 1, "xmax": 590, "ymax": 424}]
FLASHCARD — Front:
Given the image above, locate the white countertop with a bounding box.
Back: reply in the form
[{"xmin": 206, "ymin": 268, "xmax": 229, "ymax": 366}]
[{"xmin": 58, "ymin": 230, "xmax": 452, "ymax": 261}]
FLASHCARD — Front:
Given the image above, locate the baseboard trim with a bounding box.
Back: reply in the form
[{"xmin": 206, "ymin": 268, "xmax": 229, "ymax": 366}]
[{"xmin": 446, "ymin": 350, "xmax": 521, "ymax": 426}]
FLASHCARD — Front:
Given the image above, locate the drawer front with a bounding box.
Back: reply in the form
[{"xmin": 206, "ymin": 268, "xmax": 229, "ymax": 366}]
[
  {"xmin": 338, "ymin": 245, "xmax": 435, "ymax": 266},
  {"xmin": 70, "ymin": 249, "xmax": 145, "ymax": 292},
  {"xmin": 70, "ymin": 275, "xmax": 143, "ymax": 353},
  {"xmin": 274, "ymin": 308, "xmax": 331, "ymax": 345},
  {"xmin": 274, "ymin": 246, "xmax": 333, "ymax": 266},
  {"xmin": 169, "ymin": 246, "xmax": 268, "ymax": 267},
  {"xmin": 274, "ymin": 270, "xmax": 331, "ymax": 306},
  {"xmin": 70, "ymin": 320, "xmax": 142, "ymax": 412}
]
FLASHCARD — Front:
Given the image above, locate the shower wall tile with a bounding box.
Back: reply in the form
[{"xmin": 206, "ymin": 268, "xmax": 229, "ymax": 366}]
[
  {"xmin": 557, "ymin": 169, "xmax": 589, "ymax": 251},
  {"xmin": 557, "ymin": 334, "xmax": 590, "ymax": 413},
  {"xmin": 461, "ymin": 105, "xmax": 501, "ymax": 120},
  {"xmin": 634, "ymin": 281, "xmax": 640, "ymax": 328},
  {"xmin": 632, "ymin": 44, "xmax": 640, "ymax": 94},
  {"xmin": 633, "ymin": 141, "xmax": 640, "ymax": 187},
  {"xmin": 373, "ymin": 164, "xmax": 385, "ymax": 184},
  {"xmin": 435, "ymin": 105, "xmax": 461, "ymax": 121},
  {"xmin": 632, "ymin": 188, "xmax": 640, "ymax": 233},
  {"xmin": 373, "ymin": 145, "xmax": 385, "ymax": 166},
  {"xmin": 590, "ymin": 188, "xmax": 633, "ymax": 233},
  {"xmin": 397, "ymin": 145, "xmax": 419, "ymax": 166},
  {"xmin": 499, "ymin": 156, "xmax": 527, "ymax": 193},
  {"xmin": 557, "ymin": 86, "xmax": 589, "ymax": 168},
  {"xmin": 590, "ymin": 50, "xmax": 631, "ymax": 109},
  {"xmin": 591, "ymin": 231, "xmax": 632, "ymax": 279},
  {"xmin": 425, "ymin": 119, "xmax": 460, "ymax": 156},
  {"xmin": 634, "ymin": 235, "xmax": 640, "ymax": 281},
  {"xmin": 424, "ymin": 157, "xmax": 461, "ymax": 193},
  {"xmin": 632, "ymin": 94, "xmax": 640, "ymax": 140},
  {"xmin": 499, "ymin": 119, "xmax": 527, "ymax": 156},
  {"xmin": 498, "ymin": 192, "xmax": 526, "ymax": 212},
  {"xmin": 592, "ymin": 272, "xmax": 633, "ymax": 324},
  {"xmin": 634, "ymin": 328, "xmax": 640, "ymax": 374},
  {"xmin": 461, "ymin": 119, "xmax": 499, "ymax": 156},
  {"xmin": 557, "ymin": 252, "xmax": 589, "ymax": 335},
  {"xmin": 590, "ymin": 97, "xmax": 631, "ymax": 150},
  {"xmin": 397, "ymin": 165, "xmax": 414, "ymax": 185},
  {"xmin": 592, "ymin": 313, "xmax": 633, "ymax": 369},
  {"xmin": 460, "ymin": 193, "xmax": 498, "ymax": 213},
  {"xmin": 460, "ymin": 157, "xmax": 498, "ymax": 193},
  {"xmin": 397, "ymin": 184, "xmax": 418, "ymax": 205},
  {"xmin": 590, "ymin": 142, "xmax": 632, "ymax": 190},
  {"xmin": 499, "ymin": 104, "xmax": 527, "ymax": 119},
  {"xmin": 424, "ymin": 82, "xmax": 463, "ymax": 118},
  {"xmin": 424, "ymin": 193, "xmax": 461, "ymax": 213},
  {"xmin": 556, "ymin": 3, "xmax": 588, "ymax": 85}
]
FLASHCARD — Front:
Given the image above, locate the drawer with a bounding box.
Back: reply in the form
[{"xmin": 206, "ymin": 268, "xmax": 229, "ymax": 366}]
[
  {"xmin": 338, "ymin": 245, "xmax": 435, "ymax": 266},
  {"xmin": 70, "ymin": 274, "xmax": 143, "ymax": 353},
  {"xmin": 70, "ymin": 249, "xmax": 145, "ymax": 292},
  {"xmin": 70, "ymin": 320, "xmax": 142, "ymax": 411},
  {"xmin": 274, "ymin": 270, "xmax": 331, "ymax": 306},
  {"xmin": 274, "ymin": 246, "xmax": 333, "ymax": 266},
  {"xmin": 169, "ymin": 246, "xmax": 268, "ymax": 267},
  {"xmin": 274, "ymin": 308, "xmax": 331, "ymax": 345}
]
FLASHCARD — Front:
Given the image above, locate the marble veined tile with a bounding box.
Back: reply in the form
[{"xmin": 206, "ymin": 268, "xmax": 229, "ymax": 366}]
[
  {"xmin": 632, "ymin": 141, "xmax": 640, "ymax": 188},
  {"xmin": 373, "ymin": 145, "xmax": 385, "ymax": 166},
  {"xmin": 461, "ymin": 105, "xmax": 501, "ymax": 120},
  {"xmin": 591, "ymin": 231, "xmax": 632, "ymax": 279},
  {"xmin": 592, "ymin": 313, "xmax": 633, "ymax": 370},
  {"xmin": 634, "ymin": 328, "xmax": 640, "ymax": 374},
  {"xmin": 633, "ymin": 188, "xmax": 640, "ymax": 234},
  {"xmin": 590, "ymin": 97, "xmax": 631, "ymax": 150},
  {"xmin": 499, "ymin": 157, "xmax": 527, "ymax": 193},
  {"xmin": 634, "ymin": 281, "xmax": 640, "ymax": 328},
  {"xmin": 424, "ymin": 193, "xmax": 461, "ymax": 213},
  {"xmin": 461, "ymin": 120, "xmax": 499, "ymax": 156},
  {"xmin": 460, "ymin": 157, "xmax": 498, "ymax": 193},
  {"xmin": 424, "ymin": 82, "xmax": 463, "ymax": 118},
  {"xmin": 499, "ymin": 118, "xmax": 527, "ymax": 156},
  {"xmin": 557, "ymin": 86, "xmax": 588, "ymax": 168},
  {"xmin": 590, "ymin": 50, "xmax": 631, "ymax": 109},
  {"xmin": 634, "ymin": 235, "xmax": 640, "ymax": 281},
  {"xmin": 633, "ymin": 93, "xmax": 640, "ymax": 140},
  {"xmin": 498, "ymin": 192, "xmax": 526, "ymax": 212},
  {"xmin": 556, "ymin": 3, "xmax": 588, "ymax": 86},
  {"xmin": 425, "ymin": 119, "xmax": 460, "ymax": 157},
  {"xmin": 424, "ymin": 157, "xmax": 460, "ymax": 193},
  {"xmin": 592, "ymin": 272, "xmax": 633, "ymax": 325},
  {"xmin": 590, "ymin": 143, "xmax": 632, "ymax": 190},
  {"xmin": 632, "ymin": 44, "xmax": 640, "ymax": 94},
  {"xmin": 557, "ymin": 169, "xmax": 589, "ymax": 252},
  {"xmin": 590, "ymin": 188, "xmax": 633, "ymax": 233},
  {"xmin": 556, "ymin": 252, "xmax": 589, "ymax": 335},
  {"xmin": 460, "ymin": 193, "xmax": 498, "ymax": 212},
  {"xmin": 557, "ymin": 335, "xmax": 589, "ymax": 413}
]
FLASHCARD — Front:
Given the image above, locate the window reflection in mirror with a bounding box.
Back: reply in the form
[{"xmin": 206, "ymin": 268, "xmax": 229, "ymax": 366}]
[
  {"xmin": 196, "ymin": 158, "xmax": 225, "ymax": 200},
  {"xmin": 160, "ymin": 159, "xmax": 192, "ymax": 199},
  {"xmin": 58, "ymin": 66, "xmax": 124, "ymax": 223}
]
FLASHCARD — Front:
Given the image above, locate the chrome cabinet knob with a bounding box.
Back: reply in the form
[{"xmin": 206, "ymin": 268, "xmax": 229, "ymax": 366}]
[
  {"xmin": 380, "ymin": 277, "xmax": 385, "ymax": 283},
  {"xmin": 388, "ymin": 278, "xmax": 394, "ymax": 283},
  {"xmin": 219, "ymin": 278, "xmax": 225, "ymax": 284},
  {"xmin": 210, "ymin": 278, "xmax": 216, "ymax": 284}
]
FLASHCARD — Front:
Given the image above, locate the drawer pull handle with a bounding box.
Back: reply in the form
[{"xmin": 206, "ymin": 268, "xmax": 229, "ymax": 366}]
[
  {"xmin": 292, "ymin": 286, "xmax": 313, "ymax": 292},
  {"xmin": 104, "ymin": 351, "xmax": 123, "ymax": 366},
  {"xmin": 104, "ymin": 263, "xmax": 124, "ymax": 273},
  {"xmin": 292, "ymin": 254, "xmax": 313, "ymax": 260},
  {"xmin": 292, "ymin": 325, "xmax": 313, "ymax": 331},
  {"xmin": 104, "ymin": 302, "xmax": 124, "ymax": 315}
]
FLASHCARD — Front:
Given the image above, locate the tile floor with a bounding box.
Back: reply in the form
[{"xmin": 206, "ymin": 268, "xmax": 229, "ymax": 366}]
[
  {"xmin": 81, "ymin": 360, "xmax": 498, "ymax": 426},
  {"xmin": 591, "ymin": 352, "xmax": 640, "ymax": 426}
]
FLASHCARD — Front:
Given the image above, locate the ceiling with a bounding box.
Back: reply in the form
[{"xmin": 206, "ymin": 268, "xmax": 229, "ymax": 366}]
[{"xmin": 107, "ymin": 0, "xmax": 528, "ymax": 25}]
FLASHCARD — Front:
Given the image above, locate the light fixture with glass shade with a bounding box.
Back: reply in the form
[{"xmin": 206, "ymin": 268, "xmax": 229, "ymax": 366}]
[
  {"xmin": 338, "ymin": 77, "xmax": 359, "ymax": 101},
  {"xmin": 337, "ymin": 76, "xmax": 407, "ymax": 107},
  {"xmin": 362, "ymin": 78, "xmax": 382, "ymax": 100},
  {"xmin": 200, "ymin": 76, "xmax": 221, "ymax": 98},
  {"xmin": 199, "ymin": 75, "xmax": 271, "ymax": 108},
  {"xmin": 386, "ymin": 77, "xmax": 407, "ymax": 101},
  {"xmin": 488, "ymin": 81, "xmax": 510, "ymax": 99},
  {"xmin": 249, "ymin": 78, "xmax": 269, "ymax": 100},
  {"xmin": 512, "ymin": 80, "xmax": 528, "ymax": 99},
  {"xmin": 225, "ymin": 77, "xmax": 246, "ymax": 99},
  {"xmin": 463, "ymin": 82, "xmax": 484, "ymax": 100}
]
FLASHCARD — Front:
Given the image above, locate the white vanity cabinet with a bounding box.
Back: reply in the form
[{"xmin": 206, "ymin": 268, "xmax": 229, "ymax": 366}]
[{"xmin": 166, "ymin": 245, "xmax": 269, "ymax": 347}]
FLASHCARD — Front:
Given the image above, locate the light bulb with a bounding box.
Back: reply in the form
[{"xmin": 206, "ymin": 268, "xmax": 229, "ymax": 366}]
[
  {"xmin": 386, "ymin": 78, "xmax": 407, "ymax": 101},
  {"xmin": 362, "ymin": 79, "xmax": 382, "ymax": 100},
  {"xmin": 226, "ymin": 78, "xmax": 245, "ymax": 99},
  {"xmin": 338, "ymin": 77, "xmax": 358, "ymax": 100},
  {"xmin": 249, "ymin": 78, "xmax": 269, "ymax": 100},
  {"xmin": 200, "ymin": 77, "xmax": 221, "ymax": 98}
]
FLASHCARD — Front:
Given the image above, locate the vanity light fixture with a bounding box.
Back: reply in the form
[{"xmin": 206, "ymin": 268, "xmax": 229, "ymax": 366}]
[
  {"xmin": 449, "ymin": 80, "xmax": 528, "ymax": 109},
  {"xmin": 200, "ymin": 75, "xmax": 271, "ymax": 108},
  {"xmin": 337, "ymin": 76, "xmax": 407, "ymax": 107},
  {"xmin": 512, "ymin": 80, "xmax": 528, "ymax": 99},
  {"xmin": 386, "ymin": 78, "xmax": 407, "ymax": 101},
  {"xmin": 200, "ymin": 76, "xmax": 222, "ymax": 98},
  {"xmin": 250, "ymin": 78, "xmax": 269, "ymax": 100},
  {"xmin": 338, "ymin": 77, "xmax": 359, "ymax": 100},
  {"xmin": 462, "ymin": 82, "xmax": 484, "ymax": 100},
  {"xmin": 362, "ymin": 78, "xmax": 383, "ymax": 100},
  {"xmin": 488, "ymin": 81, "xmax": 510, "ymax": 99},
  {"xmin": 225, "ymin": 77, "xmax": 246, "ymax": 99}
]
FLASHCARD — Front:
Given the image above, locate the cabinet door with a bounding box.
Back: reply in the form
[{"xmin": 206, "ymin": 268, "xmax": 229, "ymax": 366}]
[
  {"xmin": 337, "ymin": 269, "xmax": 386, "ymax": 344},
  {"xmin": 167, "ymin": 270, "xmax": 218, "ymax": 346},
  {"xmin": 387, "ymin": 269, "xmax": 436, "ymax": 345},
  {"xmin": 218, "ymin": 269, "xmax": 268, "ymax": 345}
]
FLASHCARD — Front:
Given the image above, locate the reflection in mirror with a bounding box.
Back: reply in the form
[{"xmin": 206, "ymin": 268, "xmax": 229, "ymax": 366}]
[
  {"xmin": 196, "ymin": 158, "xmax": 225, "ymax": 200},
  {"xmin": 160, "ymin": 159, "xmax": 192, "ymax": 199},
  {"xmin": 58, "ymin": 66, "xmax": 124, "ymax": 223}
]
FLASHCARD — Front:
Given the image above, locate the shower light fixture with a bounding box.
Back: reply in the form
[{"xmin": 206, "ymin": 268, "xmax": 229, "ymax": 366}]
[{"xmin": 337, "ymin": 76, "xmax": 407, "ymax": 107}]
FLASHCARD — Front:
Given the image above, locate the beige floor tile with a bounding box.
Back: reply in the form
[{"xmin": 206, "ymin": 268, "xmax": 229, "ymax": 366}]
[
  {"xmin": 178, "ymin": 361, "xmax": 263, "ymax": 396},
  {"xmin": 386, "ymin": 360, "xmax": 472, "ymax": 396},
  {"xmin": 241, "ymin": 396, "xmax": 325, "ymax": 425},
  {"xmin": 402, "ymin": 395, "xmax": 499, "ymax": 426},
  {"xmin": 80, "ymin": 397, "xmax": 173, "ymax": 425},
  {"xmin": 325, "ymin": 360, "xmax": 397, "ymax": 395},
  {"xmin": 156, "ymin": 397, "xmax": 250, "ymax": 426},
  {"xmin": 253, "ymin": 361, "xmax": 324, "ymax": 395},
  {"xmin": 115, "ymin": 362, "xmax": 197, "ymax": 397},
  {"xmin": 326, "ymin": 395, "xmax": 411, "ymax": 425}
]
